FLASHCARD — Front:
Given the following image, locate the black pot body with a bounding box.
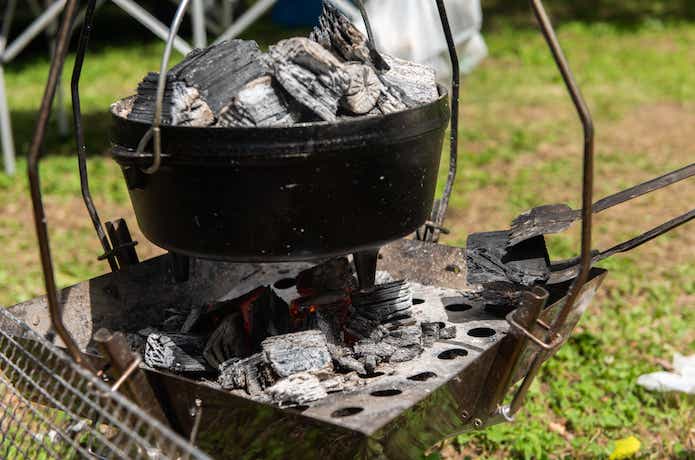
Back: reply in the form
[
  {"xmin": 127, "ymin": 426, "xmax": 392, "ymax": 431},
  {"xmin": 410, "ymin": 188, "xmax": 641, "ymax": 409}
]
[{"xmin": 110, "ymin": 91, "xmax": 449, "ymax": 262}]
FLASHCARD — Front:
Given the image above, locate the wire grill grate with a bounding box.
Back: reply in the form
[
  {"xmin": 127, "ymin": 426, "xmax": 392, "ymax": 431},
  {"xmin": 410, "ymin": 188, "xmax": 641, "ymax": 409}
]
[{"xmin": 0, "ymin": 308, "xmax": 210, "ymax": 460}]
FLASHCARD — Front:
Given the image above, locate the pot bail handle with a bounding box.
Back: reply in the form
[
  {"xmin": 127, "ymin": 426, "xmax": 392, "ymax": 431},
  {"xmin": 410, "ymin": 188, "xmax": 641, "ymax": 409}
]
[{"xmin": 137, "ymin": 0, "xmax": 192, "ymax": 174}]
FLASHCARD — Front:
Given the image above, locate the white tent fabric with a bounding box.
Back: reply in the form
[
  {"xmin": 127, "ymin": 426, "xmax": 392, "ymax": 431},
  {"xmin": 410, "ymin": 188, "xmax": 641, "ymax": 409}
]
[{"xmin": 363, "ymin": 0, "xmax": 487, "ymax": 83}]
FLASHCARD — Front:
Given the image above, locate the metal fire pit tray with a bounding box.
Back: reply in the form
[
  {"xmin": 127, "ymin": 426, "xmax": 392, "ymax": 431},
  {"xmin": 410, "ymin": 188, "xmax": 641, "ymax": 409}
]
[{"xmin": 6, "ymin": 239, "xmax": 606, "ymax": 460}]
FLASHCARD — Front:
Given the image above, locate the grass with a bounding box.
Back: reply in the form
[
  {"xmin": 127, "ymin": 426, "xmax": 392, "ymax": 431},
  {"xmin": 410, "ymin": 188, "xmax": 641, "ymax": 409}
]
[{"xmin": 0, "ymin": 16, "xmax": 693, "ymax": 460}]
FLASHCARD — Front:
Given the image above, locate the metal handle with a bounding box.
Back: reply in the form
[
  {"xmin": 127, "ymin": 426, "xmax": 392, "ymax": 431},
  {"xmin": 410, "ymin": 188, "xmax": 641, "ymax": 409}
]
[
  {"xmin": 417, "ymin": 0, "xmax": 460, "ymax": 243},
  {"xmin": 503, "ymin": 0, "xmax": 596, "ymax": 417},
  {"xmin": 136, "ymin": 0, "xmax": 192, "ymax": 175},
  {"xmin": 27, "ymin": 0, "xmax": 96, "ymax": 373}
]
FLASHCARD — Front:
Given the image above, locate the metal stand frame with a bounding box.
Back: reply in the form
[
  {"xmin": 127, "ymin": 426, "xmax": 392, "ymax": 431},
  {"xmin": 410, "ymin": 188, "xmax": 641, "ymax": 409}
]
[{"xmin": 0, "ymin": 0, "xmax": 193, "ymax": 176}]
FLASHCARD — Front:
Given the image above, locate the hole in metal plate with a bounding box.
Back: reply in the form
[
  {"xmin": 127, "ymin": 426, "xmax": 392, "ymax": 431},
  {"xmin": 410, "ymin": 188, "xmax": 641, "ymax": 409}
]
[
  {"xmin": 273, "ymin": 278, "xmax": 296, "ymax": 290},
  {"xmin": 412, "ymin": 298, "xmax": 425, "ymax": 305},
  {"xmin": 370, "ymin": 389, "xmax": 402, "ymax": 397},
  {"xmin": 358, "ymin": 371, "xmax": 385, "ymax": 379},
  {"xmin": 468, "ymin": 327, "xmax": 495, "ymax": 338},
  {"xmin": 407, "ymin": 372, "xmax": 437, "ymax": 382},
  {"xmin": 438, "ymin": 349, "xmax": 468, "ymax": 360},
  {"xmin": 331, "ymin": 407, "xmax": 364, "ymax": 418}
]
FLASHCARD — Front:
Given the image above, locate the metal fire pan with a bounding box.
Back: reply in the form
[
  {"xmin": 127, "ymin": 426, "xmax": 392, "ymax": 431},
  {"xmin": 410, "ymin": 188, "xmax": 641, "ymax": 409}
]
[{"xmin": 6, "ymin": 239, "xmax": 606, "ymax": 459}]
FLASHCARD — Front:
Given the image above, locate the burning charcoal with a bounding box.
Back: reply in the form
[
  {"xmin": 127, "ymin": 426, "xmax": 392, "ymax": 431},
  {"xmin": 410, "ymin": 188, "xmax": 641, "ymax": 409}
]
[
  {"xmin": 216, "ymin": 76, "xmax": 302, "ymax": 127},
  {"xmin": 262, "ymin": 330, "xmax": 333, "ymax": 379},
  {"xmin": 144, "ymin": 333, "xmax": 207, "ymax": 373},
  {"xmin": 129, "ymin": 39, "xmax": 268, "ymax": 126},
  {"xmin": 351, "ymin": 280, "xmax": 413, "ymax": 323},
  {"xmin": 266, "ymin": 372, "xmax": 328, "ymax": 407},
  {"xmin": 327, "ymin": 343, "xmax": 366, "ymax": 375},
  {"xmin": 310, "ymin": 2, "xmax": 387, "ymax": 69},
  {"xmin": 296, "ymin": 257, "xmax": 355, "ymax": 296},
  {"xmin": 194, "ymin": 287, "xmax": 290, "ymax": 349},
  {"xmin": 290, "ymin": 290, "xmax": 350, "ymax": 334},
  {"xmin": 203, "ymin": 312, "xmax": 246, "ymax": 368},
  {"xmin": 218, "ymin": 353, "xmax": 275, "ymax": 395},
  {"xmin": 264, "ymin": 38, "xmax": 351, "ymax": 121}
]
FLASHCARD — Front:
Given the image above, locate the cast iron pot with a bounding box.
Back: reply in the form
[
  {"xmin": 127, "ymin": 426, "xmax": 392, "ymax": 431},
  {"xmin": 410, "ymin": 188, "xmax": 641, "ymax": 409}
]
[{"xmin": 110, "ymin": 90, "xmax": 449, "ymax": 262}]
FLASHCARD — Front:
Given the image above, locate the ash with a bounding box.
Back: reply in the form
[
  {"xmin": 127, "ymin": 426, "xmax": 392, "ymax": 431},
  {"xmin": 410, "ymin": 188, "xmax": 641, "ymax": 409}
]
[{"xmin": 132, "ymin": 257, "xmax": 458, "ymax": 408}]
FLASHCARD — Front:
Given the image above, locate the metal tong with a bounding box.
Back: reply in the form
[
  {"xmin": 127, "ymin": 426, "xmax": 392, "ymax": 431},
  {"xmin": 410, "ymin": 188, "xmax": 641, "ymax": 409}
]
[{"xmin": 509, "ymin": 162, "xmax": 695, "ymax": 247}]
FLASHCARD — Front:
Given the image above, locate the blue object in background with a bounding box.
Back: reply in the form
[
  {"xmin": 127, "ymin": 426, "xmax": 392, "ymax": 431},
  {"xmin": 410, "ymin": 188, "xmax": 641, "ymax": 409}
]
[{"xmin": 273, "ymin": 0, "xmax": 323, "ymax": 27}]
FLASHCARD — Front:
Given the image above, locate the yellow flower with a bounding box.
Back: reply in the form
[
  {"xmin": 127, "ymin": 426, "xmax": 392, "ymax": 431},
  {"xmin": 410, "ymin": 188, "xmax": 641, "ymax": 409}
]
[{"xmin": 609, "ymin": 436, "xmax": 641, "ymax": 460}]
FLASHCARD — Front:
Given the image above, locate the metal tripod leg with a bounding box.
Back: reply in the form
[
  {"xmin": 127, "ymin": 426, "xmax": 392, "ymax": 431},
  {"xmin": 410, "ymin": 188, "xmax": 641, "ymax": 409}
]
[{"xmin": 0, "ymin": 0, "xmax": 16, "ymax": 175}]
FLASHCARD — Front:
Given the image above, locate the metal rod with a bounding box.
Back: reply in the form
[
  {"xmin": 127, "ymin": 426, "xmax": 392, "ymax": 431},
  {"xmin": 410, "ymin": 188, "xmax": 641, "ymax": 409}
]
[
  {"xmin": 71, "ymin": 0, "xmax": 119, "ymax": 272},
  {"xmin": 530, "ymin": 0, "xmax": 594, "ymax": 334},
  {"xmin": 508, "ymin": 0, "xmax": 595, "ymax": 415},
  {"xmin": 355, "ymin": 0, "xmax": 377, "ymax": 50},
  {"xmin": 110, "ymin": 356, "xmax": 142, "ymax": 392},
  {"xmin": 2, "ymin": 0, "xmax": 67, "ymax": 63},
  {"xmin": 431, "ymin": 0, "xmax": 460, "ymax": 242},
  {"xmin": 110, "ymin": 0, "xmax": 192, "ymax": 55},
  {"xmin": 138, "ymin": 0, "xmax": 192, "ymax": 174},
  {"xmin": 191, "ymin": 0, "xmax": 207, "ymax": 48},
  {"xmin": 214, "ymin": 0, "xmax": 277, "ymax": 44},
  {"xmin": 27, "ymin": 0, "xmax": 96, "ymax": 373},
  {"xmin": 0, "ymin": 0, "xmax": 16, "ymax": 175}
]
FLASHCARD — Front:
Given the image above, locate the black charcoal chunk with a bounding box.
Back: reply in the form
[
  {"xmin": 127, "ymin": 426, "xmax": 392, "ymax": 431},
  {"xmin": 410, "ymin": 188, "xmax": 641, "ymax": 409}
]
[
  {"xmin": 266, "ymin": 372, "xmax": 328, "ymax": 407},
  {"xmin": 218, "ymin": 353, "xmax": 273, "ymax": 395},
  {"xmin": 466, "ymin": 231, "xmax": 550, "ymax": 287},
  {"xmin": 203, "ymin": 312, "xmax": 246, "ymax": 368},
  {"xmin": 216, "ymin": 76, "xmax": 301, "ymax": 127},
  {"xmin": 351, "ymin": 280, "xmax": 413, "ymax": 323},
  {"xmin": 345, "ymin": 313, "xmax": 387, "ymax": 341},
  {"xmin": 262, "ymin": 330, "xmax": 333, "ymax": 378},
  {"xmin": 144, "ymin": 333, "xmax": 207, "ymax": 373},
  {"xmin": 389, "ymin": 346, "xmax": 422, "ymax": 363},
  {"xmin": 129, "ymin": 39, "xmax": 268, "ymax": 125},
  {"xmin": 353, "ymin": 340, "xmax": 396, "ymax": 362},
  {"xmin": 384, "ymin": 325, "xmax": 422, "ymax": 348},
  {"xmin": 310, "ymin": 3, "xmax": 376, "ymax": 66},
  {"xmin": 264, "ymin": 38, "xmax": 350, "ymax": 121},
  {"xmin": 327, "ymin": 344, "xmax": 366, "ymax": 375}
]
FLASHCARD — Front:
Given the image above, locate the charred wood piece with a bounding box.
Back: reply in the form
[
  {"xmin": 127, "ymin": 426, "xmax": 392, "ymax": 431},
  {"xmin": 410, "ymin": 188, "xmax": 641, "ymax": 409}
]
[
  {"xmin": 310, "ymin": 2, "xmax": 388, "ymax": 70},
  {"xmin": 466, "ymin": 231, "xmax": 550, "ymax": 287},
  {"xmin": 327, "ymin": 343, "xmax": 366, "ymax": 375},
  {"xmin": 421, "ymin": 322, "xmax": 458, "ymax": 346},
  {"xmin": 218, "ymin": 353, "xmax": 274, "ymax": 395},
  {"xmin": 216, "ymin": 76, "xmax": 302, "ymax": 127},
  {"xmin": 129, "ymin": 39, "xmax": 268, "ymax": 126},
  {"xmin": 266, "ymin": 372, "xmax": 328, "ymax": 407},
  {"xmin": 203, "ymin": 312, "xmax": 246, "ymax": 368},
  {"xmin": 261, "ymin": 330, "xmax": 333, "ymax": 379},
  {"xmin": 144, "ymin": 333, "xmax": 207, "ymax": 373},
  {"xmin": 351, "ymin": 280, "xmax": 413, "ymax": 323},
  {"xmin": 264, "ymin": 38, "xmax": 351, "ymax": 121}
]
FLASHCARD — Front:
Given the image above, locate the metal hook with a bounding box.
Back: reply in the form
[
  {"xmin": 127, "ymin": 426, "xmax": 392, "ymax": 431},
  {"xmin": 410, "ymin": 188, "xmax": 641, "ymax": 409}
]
[
  {"xmin": 137, "ymin": 0, "xmax": 192, "ymax": 175},
  {"xmin": 27, "ymin": 0, "xmax": 96, "ymax": 373}
]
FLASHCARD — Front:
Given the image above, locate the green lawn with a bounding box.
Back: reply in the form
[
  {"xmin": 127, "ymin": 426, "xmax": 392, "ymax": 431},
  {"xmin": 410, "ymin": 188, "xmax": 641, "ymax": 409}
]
[{"xmin": 0, "ymin": 17, "xmax": 693, "ymax": 460}]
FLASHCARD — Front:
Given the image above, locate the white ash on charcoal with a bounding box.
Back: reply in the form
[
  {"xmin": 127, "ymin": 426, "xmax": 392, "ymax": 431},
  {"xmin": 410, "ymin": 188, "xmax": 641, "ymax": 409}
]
[
  {"xmin": 309, "ymin": 3, "xmax": 388, "ymax": 70},
  {"xmin": 218, "ymin": 353, "xmax": 274, "ymax": 396},
  {"xmin": 421, "ymin": 322, "xmax": 457, "ymax": 347},
  {"xmin": 262, "ymin": 330, "xmax": 333, "ymax": 379},
  {"xmin": 216, "ymin": 76, "xmax": 303, "ymax": 128},
  {"xmin": 327, "ymin": 343, "xmax": 366, "ymax": 375},
  {"xmin": 144, "ymin": 332, "xmax": 208, "ymax": 373},
  {"xmin": 129, "ymin": 40, "xmax": 268, "ymax": 126},
  {"xmin": 265, "ymin": 372, "xmax": 327, "ymax": 407}
]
